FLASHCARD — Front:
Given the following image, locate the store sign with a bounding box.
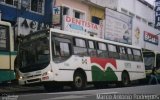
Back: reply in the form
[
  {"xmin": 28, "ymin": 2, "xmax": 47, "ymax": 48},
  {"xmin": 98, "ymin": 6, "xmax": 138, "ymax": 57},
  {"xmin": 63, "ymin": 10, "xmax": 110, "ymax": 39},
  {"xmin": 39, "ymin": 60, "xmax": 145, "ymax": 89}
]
[
  {"xmin": 144, "ymin": 31, "xmax": 159, "ymax": 45},
  {"xmin": 105, "ymin": 8, "xmax": 132, "ymax": 44},
  {"xmin": 63, "ymin": 15, "xmax": 104, "ymax": 38},
  {"xmin": 52, "ymin": 6, "xmax": 61, "ymax": 26},
  {"xmin": 155, "ymin": 0, "xmax": 160, "ymax": 28},
  {"xmin": 18, "ymin": 17, "xmax": 49, "ymax": 36}
]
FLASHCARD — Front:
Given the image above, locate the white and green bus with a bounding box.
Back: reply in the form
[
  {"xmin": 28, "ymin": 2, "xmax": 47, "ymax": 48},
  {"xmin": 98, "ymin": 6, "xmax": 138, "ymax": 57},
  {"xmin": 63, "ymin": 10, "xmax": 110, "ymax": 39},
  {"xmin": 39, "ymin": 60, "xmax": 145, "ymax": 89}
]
[
  {"xmin": 18, "ymin": 29, "xmax": 145, "ymax": 91},
  {"xmin": 0, "ymin": 20, "xmax": 16, "ymax": 83}
]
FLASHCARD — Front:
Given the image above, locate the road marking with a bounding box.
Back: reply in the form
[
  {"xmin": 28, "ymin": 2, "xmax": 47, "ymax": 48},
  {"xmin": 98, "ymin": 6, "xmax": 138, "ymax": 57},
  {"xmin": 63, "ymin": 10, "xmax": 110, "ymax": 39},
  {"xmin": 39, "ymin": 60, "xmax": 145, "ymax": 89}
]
[
  {"xmin": 98, "ymin": 92, "xmax": 118, "ymax": 94},
  {"xmin": 41, "ymin": 92, "xmax": 118, "ymax": 100},
  {"xmin": 42, "ymin": 94, "xmax": 93, "ymax": 100}
]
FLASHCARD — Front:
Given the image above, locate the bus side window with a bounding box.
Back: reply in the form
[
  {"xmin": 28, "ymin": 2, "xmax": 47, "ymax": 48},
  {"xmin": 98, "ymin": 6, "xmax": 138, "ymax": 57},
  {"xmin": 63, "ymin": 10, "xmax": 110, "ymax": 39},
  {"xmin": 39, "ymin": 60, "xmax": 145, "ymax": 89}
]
[
  {"xmin": 97, "ymin": 42, "xmax": 108, "ymax": 58},
  {"xmin": 73, "ymin": 38, "xmax": 87, "ymax": 56},
  {"xmin": 119, "ymin": 46, "xmax": 128, "ymax": 60},
  {"xmin": 108, "ymin": 44, "xmax": 119, "ymax": 59},
  {"xmin": 52, "ymin": 37, "xmax": 71, "ymax": 62},
  {"xmin": 88, "ymin": 40, "xmax": 97, "ymax": 57},
  {"xmin": 127, "ymin": 48, "xmax": 134, "ymax": 61},
  {"xmin": 133, "ymin": 49, "xmax": 142, "ymax": 61}
]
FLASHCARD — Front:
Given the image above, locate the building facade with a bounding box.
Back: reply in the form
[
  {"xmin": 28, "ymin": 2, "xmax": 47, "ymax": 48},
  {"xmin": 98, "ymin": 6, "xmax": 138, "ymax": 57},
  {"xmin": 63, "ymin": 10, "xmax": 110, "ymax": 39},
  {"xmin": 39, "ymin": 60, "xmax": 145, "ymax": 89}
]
[
  {"xmin": 90, "ymin": 0, "xmax": 160, "ymax": 52},
  {"xmin": 53, "ymin": 0, "xmax": 105, "ymax": 38},
  {"xmin": 1, "ymin": 0, "xmax": 158, "ymax": 52},
  {"xmin": 0, "ymin": 0, "xmax": 52, "ymax": 38},
  {"xmin": 117, "ymin": 0, "xmax": 160, "ymax": 52}
]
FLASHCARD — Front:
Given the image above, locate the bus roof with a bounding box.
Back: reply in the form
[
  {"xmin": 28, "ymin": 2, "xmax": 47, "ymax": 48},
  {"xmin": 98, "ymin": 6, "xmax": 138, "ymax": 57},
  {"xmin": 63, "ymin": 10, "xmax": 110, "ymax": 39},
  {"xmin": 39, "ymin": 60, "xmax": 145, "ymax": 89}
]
[{"xmin": 50, "ymin": 28, "xmax": 141, "ymax": 50}]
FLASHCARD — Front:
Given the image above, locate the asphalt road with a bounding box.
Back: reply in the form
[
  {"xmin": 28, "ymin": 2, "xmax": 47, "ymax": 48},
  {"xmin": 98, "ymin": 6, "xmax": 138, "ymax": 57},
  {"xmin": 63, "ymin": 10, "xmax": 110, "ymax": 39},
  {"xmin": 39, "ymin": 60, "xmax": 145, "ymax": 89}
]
[{"xmin": 1, "ymin": 84, "xmax": 160, "ymax": 100}]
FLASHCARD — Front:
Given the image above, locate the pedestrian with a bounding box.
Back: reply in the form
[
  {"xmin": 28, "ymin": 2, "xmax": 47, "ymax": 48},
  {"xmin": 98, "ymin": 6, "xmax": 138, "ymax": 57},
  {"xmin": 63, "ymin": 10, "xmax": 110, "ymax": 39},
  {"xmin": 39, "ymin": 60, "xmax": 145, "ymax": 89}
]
[{"xmin": 148, "ymin": 67, "xmax": 159, "ymax": 84}]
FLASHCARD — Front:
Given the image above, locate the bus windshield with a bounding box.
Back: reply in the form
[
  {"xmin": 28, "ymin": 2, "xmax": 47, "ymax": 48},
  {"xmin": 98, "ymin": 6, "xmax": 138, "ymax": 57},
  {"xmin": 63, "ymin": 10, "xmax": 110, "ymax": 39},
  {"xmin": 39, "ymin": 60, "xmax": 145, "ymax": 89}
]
[
  {"xmin": 143, "ymin": 52, "xmax": 155, "ymax": 70},
  {"xmin": 156, "ymin": 54, "xmax": 160, "ymax": 69},
  {"xmin": 19, "ymin": 32, "xmax": 50, "ymax": 72}
]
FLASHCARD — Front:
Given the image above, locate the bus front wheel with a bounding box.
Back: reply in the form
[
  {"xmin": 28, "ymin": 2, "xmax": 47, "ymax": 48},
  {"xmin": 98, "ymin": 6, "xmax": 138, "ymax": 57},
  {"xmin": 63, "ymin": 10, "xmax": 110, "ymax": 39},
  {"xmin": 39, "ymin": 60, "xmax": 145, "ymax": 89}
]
[{"xmin": 73, "ymin": 72, "xmax": 86, "ymax": 90}]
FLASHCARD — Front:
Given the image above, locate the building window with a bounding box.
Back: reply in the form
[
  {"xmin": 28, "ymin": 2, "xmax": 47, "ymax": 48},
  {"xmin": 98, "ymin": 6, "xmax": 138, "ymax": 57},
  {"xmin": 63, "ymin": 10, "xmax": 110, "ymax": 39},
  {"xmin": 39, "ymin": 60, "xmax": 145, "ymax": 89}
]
[
  {"xmin": 75, "ymin": 11, "xmax": 80, "ymax": 18},
  {"xmin": 31, "ymin": 0, "xmax": 38, "ymax": 12},
  {"xmin": 31, "ymin": 0, "xmax": 44, "ymax": 13},
  {"xmin": 13, "ymin": 0, "xmax": 18, "ymax": 6},
  {"xmin": 0, "ymin": 0, "xmax": 4, "ymax": 2},
  {"xmin": 62, "ymin": 6, "xmax": 69, "ymax": 15},
  {"xmin": 92, "ymin": 16, "xmax": 101, "ymax": 24},
  {"xmin": 2, "ymin": 0, "xmax": 45, "ymax": 14},
  {"xmin": 0, "ymin": 0, "xmax": 18, "ymax": 6},
  {"xmin": 21, "ymin": 0, "xmax": 30, "ymax": 10},
  {"xmin": 73, "ymin": 10, "xmax": 84, "ymax": 19},
  {"xmin": 5, "ymin": 0, "xmax": 13, "ymax": 5}
]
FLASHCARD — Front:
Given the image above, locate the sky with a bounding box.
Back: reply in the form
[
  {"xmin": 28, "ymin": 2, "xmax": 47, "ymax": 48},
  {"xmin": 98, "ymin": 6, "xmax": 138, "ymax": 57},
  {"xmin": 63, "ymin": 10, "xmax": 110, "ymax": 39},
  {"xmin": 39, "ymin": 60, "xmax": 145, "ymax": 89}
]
[{"xmin": 145, "ymin": 0, "xmax": 155, "ymax": 6}]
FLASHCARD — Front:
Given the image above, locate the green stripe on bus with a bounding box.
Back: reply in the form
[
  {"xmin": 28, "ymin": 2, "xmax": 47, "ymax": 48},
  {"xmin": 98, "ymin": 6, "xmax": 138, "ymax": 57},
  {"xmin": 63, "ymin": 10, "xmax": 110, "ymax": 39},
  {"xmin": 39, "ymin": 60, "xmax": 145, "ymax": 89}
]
[
  {"xmin": 92, "ymin": 65, "xmax": 118, "ymax": 81},
  {"xmin": 0, "ymin": 70, "xmax": 15, "ymax": 82},
  {"xmin": 0, "ymin": 51, "xmax": 17, "ymax": 55}
]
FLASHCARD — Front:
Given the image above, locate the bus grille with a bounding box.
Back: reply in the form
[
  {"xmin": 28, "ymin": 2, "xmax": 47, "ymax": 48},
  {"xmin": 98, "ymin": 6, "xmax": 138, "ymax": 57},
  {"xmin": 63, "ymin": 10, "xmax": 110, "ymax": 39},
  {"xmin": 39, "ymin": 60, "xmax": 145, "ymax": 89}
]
[
  {"xmin": 27, "ymin": 79, "xmax": 40, "ymax": 83},
  {"xmin": 27, "ymin": 74, "xmax": 41, "ymax": 78}
]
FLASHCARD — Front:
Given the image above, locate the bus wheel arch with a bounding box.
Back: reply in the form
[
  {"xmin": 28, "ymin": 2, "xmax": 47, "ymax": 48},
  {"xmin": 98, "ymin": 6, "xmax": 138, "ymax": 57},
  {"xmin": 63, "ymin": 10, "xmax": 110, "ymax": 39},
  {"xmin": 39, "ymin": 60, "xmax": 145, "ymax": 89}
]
[
  {"xmin": 121, "ymin": 70, "xmax": 130, "ymax": 86},
  {"xmin": 72, "ymin": 68, "xmax": 87, "ymax": 90}
]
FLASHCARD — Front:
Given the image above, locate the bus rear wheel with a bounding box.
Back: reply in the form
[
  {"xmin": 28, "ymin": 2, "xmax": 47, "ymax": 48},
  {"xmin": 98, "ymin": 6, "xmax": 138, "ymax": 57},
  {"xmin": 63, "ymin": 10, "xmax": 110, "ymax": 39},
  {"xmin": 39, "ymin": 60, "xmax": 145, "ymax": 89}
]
[
  {"xmin": 73, "ymin": 72, "xmax": 86, "ymax": 90},
  {"xmin": 121, "ymin": 72, "xmax": 130, "ymax": 87}
]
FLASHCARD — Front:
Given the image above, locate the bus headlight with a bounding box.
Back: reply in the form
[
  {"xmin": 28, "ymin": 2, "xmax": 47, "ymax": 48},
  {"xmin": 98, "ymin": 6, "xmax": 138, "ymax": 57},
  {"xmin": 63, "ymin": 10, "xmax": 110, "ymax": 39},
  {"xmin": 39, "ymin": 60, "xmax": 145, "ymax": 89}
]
[
  {"xmin": 47, "ymin": 71, "xmax": 51, "ymax": 74},
  {"xmin": 42, "ymin": 71, "xmax": 52, "ymax": 76},
  {"xmin": 19, "ymin": 76, "xmax": 23, "ymax": 80}
]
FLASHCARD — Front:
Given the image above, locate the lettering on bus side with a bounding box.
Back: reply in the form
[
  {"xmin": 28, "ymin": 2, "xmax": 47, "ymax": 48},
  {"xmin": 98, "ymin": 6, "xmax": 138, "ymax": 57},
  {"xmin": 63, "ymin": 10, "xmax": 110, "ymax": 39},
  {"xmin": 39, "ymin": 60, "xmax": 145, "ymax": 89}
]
[
  {"xmin": 137, "ymin": 65, "xmax": 141, "ymax": 69},
  {"xmin": 124, "ymin": 63, "xmax": 131, "ymax": 69},
  {"xmin": 64, "ymin": 63, "xmax": 69, "ymax": 66}
]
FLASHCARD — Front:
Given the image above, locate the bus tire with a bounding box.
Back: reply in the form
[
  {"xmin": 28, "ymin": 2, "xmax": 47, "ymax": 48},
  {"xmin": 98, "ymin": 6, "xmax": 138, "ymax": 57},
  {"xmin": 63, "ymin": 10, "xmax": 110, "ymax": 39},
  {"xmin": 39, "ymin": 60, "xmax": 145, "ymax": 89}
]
[
  {"xmin": 121, "ymin": 72, "xmax": 130, "ymax": 87},
  {"xmin": 73, "ymin": 72, "xmax": 86, "ymax": 90}
]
